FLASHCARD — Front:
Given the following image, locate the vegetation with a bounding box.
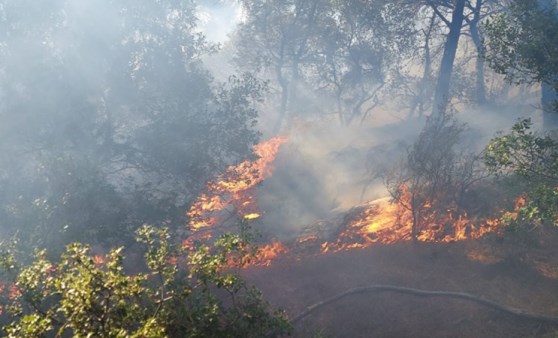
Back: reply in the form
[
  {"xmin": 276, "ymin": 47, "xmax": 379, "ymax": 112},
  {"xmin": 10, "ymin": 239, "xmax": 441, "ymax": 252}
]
[
  {"xmin": 234, "ymin": 0, "xmax": 418, "ymax": 128},
  {"xmin": 0, "ymin": 225, "xmax": 291, "ymax": 337},
  {"xmin": 387, "ymin": 115, "xmax": 558, "ymax": 239},
  {"xmin": 385, "ymin": 112, "xmax": 483, "ymax": 241},
  {"xmin": 484, "ymin": 118, "xmax": 558, "ymax": 229},
  {"xmin": 0, "ymin": 0, "xmax": 263, "ymax": 253},
  {"xmin": 483, "ymin": 0, "xmax": 558, "ymax": 90},
  {"xmin": 483, "ymin": 0, "xmax": 558, "ymax": 125},
  {"xmin": 1, "ymin": 0, "xmax": 558, "ymax": 336}
]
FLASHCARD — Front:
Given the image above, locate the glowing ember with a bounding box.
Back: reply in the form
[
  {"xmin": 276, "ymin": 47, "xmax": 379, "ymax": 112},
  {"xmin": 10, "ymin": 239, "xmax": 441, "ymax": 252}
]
[
  {"xmin": 533, "ymin": 259, "xmax": 558, "ymax": 279},
  {"xmin": 182, "ymin": 231, "xmax": 213, "ymax": 252},
  {"xmin": 243, "ymin": 213, "xmax": 261, "ymax": 220},
  {"xmin": 467, "ymin": 244, "xmax": 504, "ymax": 265},
  {"xmin": 296, "ymin": 235, "xmax": 319, "ymax": 245},
  {"xmin": 187, "ymin": 136, "xmax": 288, "ymax": 230},
  {"xmin": 93, "ymin": 255, "xmax": 105, "ymax": 267}
]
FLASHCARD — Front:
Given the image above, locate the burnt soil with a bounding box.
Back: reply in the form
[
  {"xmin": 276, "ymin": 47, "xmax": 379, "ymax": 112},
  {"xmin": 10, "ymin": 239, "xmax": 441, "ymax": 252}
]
[{"xmin": 243, "ymin": 231, "xmax": 558, "ymax": 337}]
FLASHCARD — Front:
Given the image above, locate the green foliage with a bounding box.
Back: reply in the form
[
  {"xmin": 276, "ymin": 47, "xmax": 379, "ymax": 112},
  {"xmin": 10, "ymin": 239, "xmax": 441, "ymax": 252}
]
[
  {"xmin": 0, "ymin": 0, "xmax": 268, "ymax": 260},
  {"xmin": 503, "ymin": 186, "xmax": 558, "ymax": 230},
  {"xmin": 484, "ymin": 118, "xmax": 558, "ymax": 228},
  {"xmin": 483, "ymin": 0, "xmax": 558, "ymax": 86},
  {"xmin": 484, "ymin": 118, "xmax": 558, "ymax": 180},
  {"xmin": 0, "ymin": 226, "xmax": 291, "ymax": 337},
  {"xmin": 483, "ymin": 0, "xmax": 558, "ymax": 114}
]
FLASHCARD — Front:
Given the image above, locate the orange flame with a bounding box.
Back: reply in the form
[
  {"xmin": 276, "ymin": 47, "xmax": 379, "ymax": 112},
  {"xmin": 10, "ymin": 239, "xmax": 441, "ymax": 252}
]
[
  {"xmin": 500, "ymin": 195, "xmax": 527, "ymax": 223},
  {"xmin": 246, "ymin": 242, "xmax": 289, "ymax": 267},
  {"xmin": 321, "ymin": 186, "xmax": 502, "ymax": 253},
  {"xmin": 182, "ymin": 231, "xmax": 213, "ymax": 252},
  {"xmin": 184, "ymin": 138, "xmax": 505, "ymax": 267},
  {"xmin": 93, "ymin": 255, "xmax": 105, "ymax": 267},
  {"xmin": 183, "ymin": 137, "xmax": 289, "ymax": 268},
  {"xmin": 187, "ymin": 136, "xmax": 288, "ymax": 230}
]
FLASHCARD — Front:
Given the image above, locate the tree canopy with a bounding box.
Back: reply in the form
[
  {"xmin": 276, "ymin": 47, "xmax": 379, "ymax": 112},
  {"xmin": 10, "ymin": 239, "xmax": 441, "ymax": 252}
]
[
  {"xmin": 0, "ymin": 0, "xmax": 263, "ymax": 250},
  {"xmin": 483, "ymin": 0, "xmax": 558, "ymax": 125}
]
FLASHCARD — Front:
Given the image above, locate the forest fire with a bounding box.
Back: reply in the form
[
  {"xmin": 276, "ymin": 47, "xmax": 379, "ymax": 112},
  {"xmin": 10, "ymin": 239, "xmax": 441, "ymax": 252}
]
[
  {"xmin": 185, "ymin": 134, "xmax": 506, "ymax": 266},
  {"xmin": 184, "ymin": 133, "xmax": 508, "ymax": 267},
  {"xmin": 187, "ymin": 136, "xmax": 288, "ymax": 230},
  {"xmin": 185, "ymin": 136, "xmax": 290, "ymax": 267},
  {"xmin": 320, "ymin": 187, "xmax": 502, "ymax": 253},
  {"xmin": 247, "ymin": 242, "xmax": 289, "ymax": 267}
]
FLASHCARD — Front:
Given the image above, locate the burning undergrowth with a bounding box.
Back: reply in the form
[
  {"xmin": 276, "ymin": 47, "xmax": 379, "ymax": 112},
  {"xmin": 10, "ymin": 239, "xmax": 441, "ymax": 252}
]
[
  {"xmin": 183, "ymin": 136, "xmax": 292, "ymax": 267},
  {"xmin": 187, "ymin": 135, "xmax": 289, "ymax": 230},
  {"xmin": 184, "ymin": 115, "xmax": 508, "ymax": 268},
  {"xmin": 319, "ymin": 191, "xmax": 502, "ymax": 253}
]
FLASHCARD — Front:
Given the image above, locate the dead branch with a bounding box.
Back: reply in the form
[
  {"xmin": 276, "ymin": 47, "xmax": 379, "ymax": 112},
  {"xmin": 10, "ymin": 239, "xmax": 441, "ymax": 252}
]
[{"xmin": 291, "ymin": 284, "xmax": 558, "ymax": 325}]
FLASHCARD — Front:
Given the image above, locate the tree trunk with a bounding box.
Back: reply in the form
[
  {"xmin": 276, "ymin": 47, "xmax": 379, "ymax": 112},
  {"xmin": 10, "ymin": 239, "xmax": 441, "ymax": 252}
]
[
  {"xmin": 274, "ymin": 65, "xmax": 289, "ymax": 134},
  {"xmin": 432, "ymin": 0, "xmax": 466, "ymax": 115},
  {"xmin": 542, "ymin": 82, "xmax": 558, "ymax": 130},
  {"xmin": 539, "ymin": 0, "xmax": 558, "ymax": 130},
  {"xmin": 274, "ymin": 39, "xmax": 289, "ymax": 134},
  {"xmin": 411, "ymin": 195, "xmax": 420, "ymax": 243},
  {"xmin": 469, "ymin": 0, "xmax": 486, "ymax": 105},
  {"xmin": 409, "ymin": 11, "xmax": 436, "ymax": 119}
]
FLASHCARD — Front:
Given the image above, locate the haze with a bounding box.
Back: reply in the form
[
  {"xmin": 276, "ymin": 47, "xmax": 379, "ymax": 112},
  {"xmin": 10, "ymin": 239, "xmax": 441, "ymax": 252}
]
[{"xmin": 1, "ymin": 1, "xmax": 558, "ymax": 337}]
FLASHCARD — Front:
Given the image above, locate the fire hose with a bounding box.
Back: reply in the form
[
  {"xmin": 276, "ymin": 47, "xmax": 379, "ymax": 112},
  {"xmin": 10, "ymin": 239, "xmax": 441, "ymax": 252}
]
[{"xmin": 292, "ymin": 284, "xmax": 558, "ymax": 325}]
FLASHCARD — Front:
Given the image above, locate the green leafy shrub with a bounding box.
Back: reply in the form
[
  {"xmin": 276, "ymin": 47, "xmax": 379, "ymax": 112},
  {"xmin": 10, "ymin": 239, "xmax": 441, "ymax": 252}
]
[
  {"xmin": 0, "ymin": 226, "xmax": 291, "ymax": 337},
  {"xmin": 484, "ymin": 118, "xmax": 558, "ymax": 228}
]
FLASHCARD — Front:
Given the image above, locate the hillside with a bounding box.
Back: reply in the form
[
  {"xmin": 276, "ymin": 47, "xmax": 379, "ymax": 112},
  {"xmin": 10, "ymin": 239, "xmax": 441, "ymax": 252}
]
[{"xmin": 245, "ymin": 232, "xmax": 558, "ymax": 337}]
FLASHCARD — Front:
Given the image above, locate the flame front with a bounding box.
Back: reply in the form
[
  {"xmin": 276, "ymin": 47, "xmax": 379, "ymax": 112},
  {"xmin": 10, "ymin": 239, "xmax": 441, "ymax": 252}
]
[
  {"xmin": 321, "ymin": 185, "xmax": 502, "ymax": 253},
  {"xmin": 248, "ymin": 242, "xmax": 289, "ymax": 267},
  {"xmin": 185, "ymin": 136, "xmax": 289, "ymax": 268},
  {"xmin": 185, "ymin": 137, "xmax": 507, "ymax": 267},
  {"xmin": 187, "ymin": 136, "xmax": 288, "ymax": 230}
]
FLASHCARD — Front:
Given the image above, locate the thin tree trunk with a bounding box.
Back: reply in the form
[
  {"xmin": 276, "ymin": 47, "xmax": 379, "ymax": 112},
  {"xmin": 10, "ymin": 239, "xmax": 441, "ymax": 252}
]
[
  {"xmin": 409, "ymin": 11, "xmax": 437, "ymax": 119},
  {"xmin": 274, "ymin": 39, "xmax": 289, "ymax": 134},
  {"xmin": 411, "ymin": 196, "xmax": 420, "ymax": 243},
  {"xmin": 542, "ymin": 82, "xmax": 558, "ymax": 130},
  {"xmin": 538, "ymin": 0, "xmax": 558, "ymax": 130},
  {"xmin": 469, "ymin": 0, "xmax": 486, "ymax": 105},
  {"xmin": 432, "ymin": 0, "xmax": 466, "ymax": 115},
  {"xmin": 274, "ymin": 66, "xmax": 289, "ymax": 134}
]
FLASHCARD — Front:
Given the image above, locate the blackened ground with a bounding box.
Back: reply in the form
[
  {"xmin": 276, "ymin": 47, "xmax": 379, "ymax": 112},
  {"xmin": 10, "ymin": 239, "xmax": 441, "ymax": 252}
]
[{"xmin": 243, "ymin": 231, "xmax": 558, "ymax": 337}]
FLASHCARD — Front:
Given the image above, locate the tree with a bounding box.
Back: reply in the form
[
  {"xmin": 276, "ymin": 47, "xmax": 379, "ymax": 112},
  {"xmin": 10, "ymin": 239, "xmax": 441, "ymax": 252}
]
[
  {"xmin": 233, "ymin": 0, "xmax": 325, "ymax": 131},
  {"xmin": 406, "ymin": 7, "xmax": 439, "ymax": 118},
  {"xmin": 432, "ymin": 0, "xmax": 467, "ymax": 115},
  {"xmin": 0, "ymin": 0, "xmax": 263, "ymax": 251},
  {"xmin": 465, "ymin": 0, "xmax": 490, "ymax": 105},
  {"xmin": 234, "ymin": 0, "xmax": 418, "ymax": 128},
  {"xmin": 437, "ymin": 0, "xmax": 504, "ymax": 107},
  {"xmin": 316, "ymin": 0, "xmax": 418, "ymax": 125},
  {"xmin": 483, "ymin": 0, "xmax": 558, "ymax": 128},
  {"xmin": 0, "ymin": 226, "xmax": 291, "ymax": 337},
  {"xmin": 404, "ymin": 0, "xmax": 507, "ymax": 116}
]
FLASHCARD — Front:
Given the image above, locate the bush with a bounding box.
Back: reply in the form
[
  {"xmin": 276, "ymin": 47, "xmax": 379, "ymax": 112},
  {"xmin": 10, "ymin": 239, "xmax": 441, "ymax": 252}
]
[
  {"xmin": 0, "ymin": 225, "xmax": 291, "ymax": 337},
  {"xmin": 484, "ymin": 118, "xmax": 558, "ymax": 228},
  {"xmin": 385, "ymin": 112, "xmax": 484, "ymax": 241}
]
